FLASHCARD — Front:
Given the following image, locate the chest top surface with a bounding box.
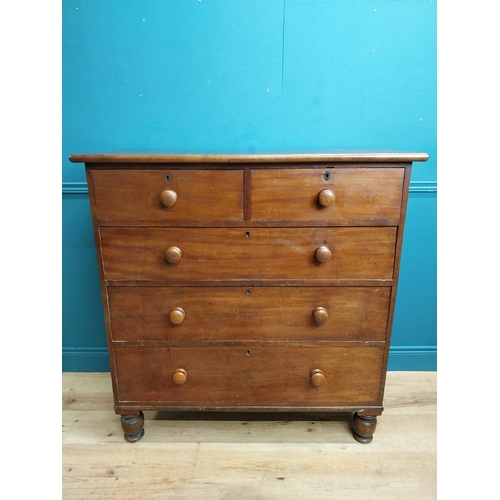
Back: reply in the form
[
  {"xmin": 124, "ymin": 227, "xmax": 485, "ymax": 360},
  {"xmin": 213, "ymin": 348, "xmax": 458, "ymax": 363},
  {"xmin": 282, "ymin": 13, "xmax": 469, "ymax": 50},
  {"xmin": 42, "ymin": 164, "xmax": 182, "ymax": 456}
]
[{"xmin": 69, "ymin": 150, "xmax": 429, "ymax": 165}]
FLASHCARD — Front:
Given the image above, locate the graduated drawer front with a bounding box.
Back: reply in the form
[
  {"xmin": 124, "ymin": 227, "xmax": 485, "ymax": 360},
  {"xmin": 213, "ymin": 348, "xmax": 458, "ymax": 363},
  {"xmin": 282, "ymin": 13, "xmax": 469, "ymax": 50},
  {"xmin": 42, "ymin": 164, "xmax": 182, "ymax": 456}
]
[
  {"xmin": 251, "ymin": 168, "xmax": 404, "ymax": 223},
  {"xmin": 108, "ymin": 286, "xmax": 390, "ymax": 342},
  {"xmin": 100, "ymin": 227, "xmax": 397, "ymax": 281},
  {"xmin": 91, "ymin": 169, "xmax": 243, "ymax": 222},
  {"xmin": 115, "ymin": 345, "xmax": 384, "ymax": 406}
]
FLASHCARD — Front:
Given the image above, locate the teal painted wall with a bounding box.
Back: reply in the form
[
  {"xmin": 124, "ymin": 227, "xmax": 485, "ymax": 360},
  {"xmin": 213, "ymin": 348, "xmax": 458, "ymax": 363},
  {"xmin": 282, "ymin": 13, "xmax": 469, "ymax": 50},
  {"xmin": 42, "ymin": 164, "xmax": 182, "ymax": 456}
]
[{"xmin": 62, "ymin": 0, "xmax": 436, "ymax": 371}]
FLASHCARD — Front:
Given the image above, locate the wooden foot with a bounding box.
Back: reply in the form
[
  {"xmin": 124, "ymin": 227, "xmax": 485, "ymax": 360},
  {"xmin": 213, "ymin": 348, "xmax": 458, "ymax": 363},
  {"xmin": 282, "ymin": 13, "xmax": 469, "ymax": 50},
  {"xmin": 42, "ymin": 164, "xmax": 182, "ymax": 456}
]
[
  {"xmin": 121, "ymin": 411, "xmax": 145, "ymax": 442},
  {"xmin": 352, "ymin": 413, "xmax": 377, "ymax": 443}
]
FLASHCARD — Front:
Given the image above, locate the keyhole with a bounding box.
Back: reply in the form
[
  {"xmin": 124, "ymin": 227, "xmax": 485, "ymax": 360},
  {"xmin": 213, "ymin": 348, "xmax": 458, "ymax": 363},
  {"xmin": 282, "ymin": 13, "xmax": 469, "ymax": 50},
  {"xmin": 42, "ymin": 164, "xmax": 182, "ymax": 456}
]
[
  {"xmin": 165, "ymin": 175, "xmax": 170, "ymax": 182},
  {"xmin": 324, "ymin": 171, "xmax": 330, "ymax": 180},
  {"xmin": 246, "ymin": 350, "xmax": 251, "ymax": 356},
  {"xmin": 246, "ymin": 290, "xmax": 251, "ymax": 296},
  {"xmin": 246, "ymin": 231, "xmax": 250, "ymax": 238}
]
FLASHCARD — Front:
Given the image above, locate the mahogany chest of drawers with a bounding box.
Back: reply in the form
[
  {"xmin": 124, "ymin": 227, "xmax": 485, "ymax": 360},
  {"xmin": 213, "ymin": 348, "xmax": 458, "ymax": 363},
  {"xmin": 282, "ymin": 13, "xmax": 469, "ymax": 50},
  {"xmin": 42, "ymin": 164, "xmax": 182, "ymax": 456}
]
[{"xmin": 70, "ymin": 150, "xmax": 428, "ymax": 443}]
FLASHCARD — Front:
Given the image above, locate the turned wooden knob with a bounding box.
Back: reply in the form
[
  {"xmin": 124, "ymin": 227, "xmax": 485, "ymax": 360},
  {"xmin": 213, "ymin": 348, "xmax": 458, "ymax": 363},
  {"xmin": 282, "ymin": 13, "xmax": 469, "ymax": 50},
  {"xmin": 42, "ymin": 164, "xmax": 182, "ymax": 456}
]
[
  {"xmin": 172, "ymin": 368, "xmax": 187, "ymax": 385},
  {"xmin": 318, "ymin": 189, "xmax": 335, "ymax": 207},
  {"xmin": 312, "ymin": 307, "xmax": 329, "ymax": 325},
  {"xmin": 169, "ymin": 307, "xmax": 185, "ymax": 324},
  {"xmin": 160, "ymin": 189, "xmax": 177, "ymax": 207},
  {"xmin": 165, "ymin": 246, "xmax": 182, "ymax": 263},
  {"xmin": 310, "ymin": 369, "xmax": 326, "ymax": 387},
  {"xmin": 315, "ymin": 246, "xmax": 331, "ymax": 263}
]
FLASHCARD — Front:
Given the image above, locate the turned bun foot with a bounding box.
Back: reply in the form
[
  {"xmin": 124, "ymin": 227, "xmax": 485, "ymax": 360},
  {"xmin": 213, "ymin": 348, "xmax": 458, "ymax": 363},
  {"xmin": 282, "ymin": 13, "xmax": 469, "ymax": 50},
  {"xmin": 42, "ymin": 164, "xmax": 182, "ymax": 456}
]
[
  {"xmin": 121, "ymin": 411, "xmax": 145, "ymax": 443},
  {"xmin": 352, "ymin": 413, "xmax": 377, "ymax": 444}
]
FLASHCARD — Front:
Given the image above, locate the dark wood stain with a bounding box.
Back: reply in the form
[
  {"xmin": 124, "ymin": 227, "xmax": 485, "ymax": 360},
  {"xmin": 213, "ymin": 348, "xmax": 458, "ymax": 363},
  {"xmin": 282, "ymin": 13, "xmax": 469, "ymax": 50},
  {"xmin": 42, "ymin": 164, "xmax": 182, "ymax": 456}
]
[{"xmin": 71, "ymin": 150, "xmax": 428, "ymax": 443}]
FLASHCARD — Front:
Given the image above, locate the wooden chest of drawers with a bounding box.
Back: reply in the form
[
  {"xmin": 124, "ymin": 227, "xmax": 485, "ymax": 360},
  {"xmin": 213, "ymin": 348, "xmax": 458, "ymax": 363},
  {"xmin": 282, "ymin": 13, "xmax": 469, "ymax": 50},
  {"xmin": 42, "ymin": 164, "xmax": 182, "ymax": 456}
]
[{"xmin": 70, "ymin": 150, "xmax": 428, "ymax": 443}]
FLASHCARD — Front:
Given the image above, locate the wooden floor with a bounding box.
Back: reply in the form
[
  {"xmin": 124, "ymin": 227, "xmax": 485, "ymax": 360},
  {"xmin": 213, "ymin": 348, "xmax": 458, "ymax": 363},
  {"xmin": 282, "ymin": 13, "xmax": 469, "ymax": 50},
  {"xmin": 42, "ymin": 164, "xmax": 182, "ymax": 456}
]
[{"xmin": 62, "ymin": 371, "xmax": 436, "ymax": 499}]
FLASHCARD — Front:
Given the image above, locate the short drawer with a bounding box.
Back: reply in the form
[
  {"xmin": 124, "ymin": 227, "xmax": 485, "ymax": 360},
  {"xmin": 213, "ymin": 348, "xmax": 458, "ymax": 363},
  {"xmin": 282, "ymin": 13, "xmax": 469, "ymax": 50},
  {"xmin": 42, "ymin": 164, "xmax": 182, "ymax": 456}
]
[
  {"xmin": 251, "ymin": 168, "xmax": 404, "ymax": 224},
  {"xmin": 114, "ymin": 345, "xmax": 384, "ymax": 407},
  {"xmin": 108, "ymin": 286, "xmax": 391, "ymax": 342},
  {"xmin": 91, "ymin": 169, "xmax": 243, "ymax": 223},
  {"xmin": 100, "ymin": 227, "xmax": 397, "ymax": 281}
]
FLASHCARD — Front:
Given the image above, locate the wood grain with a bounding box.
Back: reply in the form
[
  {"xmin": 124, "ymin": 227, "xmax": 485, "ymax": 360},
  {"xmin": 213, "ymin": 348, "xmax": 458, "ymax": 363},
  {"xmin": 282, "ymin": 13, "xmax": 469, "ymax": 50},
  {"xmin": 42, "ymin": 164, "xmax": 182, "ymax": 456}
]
[
  {"xmin": 113, "ymin": 345, "xmax": 384, "ymax": 407},
  {"xmin": 74, "ymin": 153, "xmax": 425, "ymax": 449},
  {"xmin": 62, "ymin": 372, "xmax": 436, "ymax": 500},
  {"xmin": 91, "ymin": 169, "xmax": 243, "ymax": 222},
  {"xmin": 251, "ymin": 168, "xmax": 404, "ymax": 223},
  {"xmin": 100, "ymin": 227, "xmax": 397, "ymax": 281},
  {"xmin": 107, "ymin": 286, "xmax": 391, "ymax": 342},
  {"xmin": 69, "ymin": 150, "xmax": 429, "ymax": 164}
]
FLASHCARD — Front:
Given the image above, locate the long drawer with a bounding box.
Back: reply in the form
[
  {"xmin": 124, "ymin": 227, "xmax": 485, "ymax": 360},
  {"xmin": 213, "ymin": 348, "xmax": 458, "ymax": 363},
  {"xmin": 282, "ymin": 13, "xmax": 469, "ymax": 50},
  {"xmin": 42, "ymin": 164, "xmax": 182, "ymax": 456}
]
[
  {"xmin": 108, "ymin": 286, "xmax": 391, "ymax": 342},
  {"xmin": 100, "ymin": 227, "xmax": 397, "ymax": 281},
  {"xmin": 91, "ymin": 169, "xmax": 244, "ymax": 223},
  {"xmin": 114, "ymin": 345, "xmax": 384, "ymax": 406},
  {"xmin": 251, "ymin": 167, "xmax": 404, "ymax": 224}
]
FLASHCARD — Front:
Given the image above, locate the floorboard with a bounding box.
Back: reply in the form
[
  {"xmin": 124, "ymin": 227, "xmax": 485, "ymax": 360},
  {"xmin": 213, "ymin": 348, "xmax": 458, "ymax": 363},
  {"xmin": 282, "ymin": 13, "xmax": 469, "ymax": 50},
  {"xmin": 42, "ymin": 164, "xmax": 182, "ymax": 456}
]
[{"xmin": 62, "ymin": 371, "xmax": 436, "ymax": 499}]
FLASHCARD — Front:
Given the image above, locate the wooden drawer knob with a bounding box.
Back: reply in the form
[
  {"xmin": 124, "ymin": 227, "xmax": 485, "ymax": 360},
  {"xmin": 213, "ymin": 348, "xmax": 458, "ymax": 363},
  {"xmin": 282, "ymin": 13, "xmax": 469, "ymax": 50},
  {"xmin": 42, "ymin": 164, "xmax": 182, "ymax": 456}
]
[
  {"xmin": 165, "ymin": 246, "xmax": 182, "ymax": 263},
  {"xmin": 310, "ymin": 369, "xmax": 326, "ymax": 387},
  {"xmin": 172, "ymin": 368, "xmax": 187, "ymax": 385},
  {"xmin": 315, "ymin": 245, "xmax": 331, "ymax": 263},
  {"xmin": 318, "ymin": 189, "xmax": 335, "ymax": 207},
  {"xmin": 312, "ymin": 307, "xmax": 329, "ymax": 325},
  {"xmin": 160, "ymin": 189, "xmax": 177, "ymax": 207},
  {"xmin": 169, "ymin": 307, "xmax": 185, "ymax": 324}
]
